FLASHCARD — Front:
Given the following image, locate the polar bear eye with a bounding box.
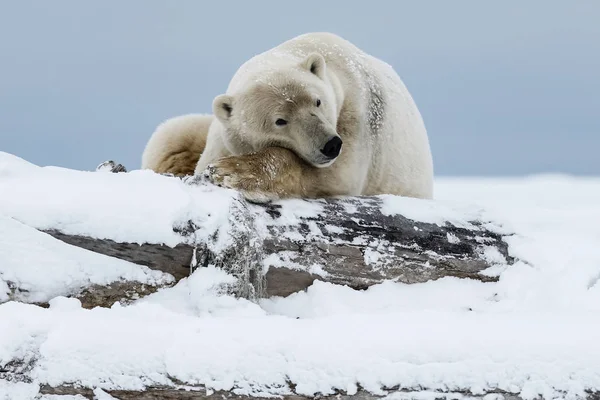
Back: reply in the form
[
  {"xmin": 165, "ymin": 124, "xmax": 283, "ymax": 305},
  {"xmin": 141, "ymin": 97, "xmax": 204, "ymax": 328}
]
[
  {"xmin": 275, "ymin": 118, "xmax": 288, "ymax": 126},
  {"xmin": 316, "ymin": 99, "xmax": 321, "ymax": 107}
]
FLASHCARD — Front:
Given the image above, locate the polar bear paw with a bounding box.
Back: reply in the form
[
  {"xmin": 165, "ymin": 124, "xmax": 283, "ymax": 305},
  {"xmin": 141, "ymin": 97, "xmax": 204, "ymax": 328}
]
[{"xmin": 204, "ymin": 155, "xmax": 280, "ymax": 204}]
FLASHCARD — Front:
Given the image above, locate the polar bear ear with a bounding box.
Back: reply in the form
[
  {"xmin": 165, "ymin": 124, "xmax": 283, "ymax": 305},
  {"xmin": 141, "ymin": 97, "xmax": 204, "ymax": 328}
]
[
  {"xmin": 213, "ymin": 94, "xmax": 234, "ymax": 123},
  {"xmin": 303, "ymin": 53, "xmax": 326, "ymax": 80}
]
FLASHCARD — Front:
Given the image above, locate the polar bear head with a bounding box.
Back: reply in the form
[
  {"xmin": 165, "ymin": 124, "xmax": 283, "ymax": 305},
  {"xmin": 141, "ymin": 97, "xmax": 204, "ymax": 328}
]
[{"xmin": 212, "ymin": 53, "xmax": 343, "ymax": 167}]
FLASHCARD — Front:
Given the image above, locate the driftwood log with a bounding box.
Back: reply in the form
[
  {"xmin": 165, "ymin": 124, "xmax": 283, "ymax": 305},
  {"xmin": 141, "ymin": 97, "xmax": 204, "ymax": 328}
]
[
  {"xmin": 37, "ymin": 190, "xmax": 512, "ymax": 308},
  {"xmin": 40, "ymin": 384, "xmax": 579, "ymax": 400}
]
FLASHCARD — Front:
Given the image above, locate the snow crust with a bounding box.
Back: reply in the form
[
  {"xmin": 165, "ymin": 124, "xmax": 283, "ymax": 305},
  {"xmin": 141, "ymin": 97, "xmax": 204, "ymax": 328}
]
[{"xmin": 1, "ymin": 152, "xmax": 600, "ymax": 399}]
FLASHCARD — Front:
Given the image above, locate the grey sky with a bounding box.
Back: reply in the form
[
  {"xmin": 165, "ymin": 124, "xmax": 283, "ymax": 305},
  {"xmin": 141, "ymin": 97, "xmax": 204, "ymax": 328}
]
[{"xmin": 0, "ymin": 1, "xmax": 598, "ymax": 176}]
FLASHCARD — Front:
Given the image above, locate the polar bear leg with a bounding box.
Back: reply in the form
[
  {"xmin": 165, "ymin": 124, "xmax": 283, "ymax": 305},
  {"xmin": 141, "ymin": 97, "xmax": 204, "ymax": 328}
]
[{"xmin": 141, "ymin": 114, "xmax": 213, "ymax": 176}]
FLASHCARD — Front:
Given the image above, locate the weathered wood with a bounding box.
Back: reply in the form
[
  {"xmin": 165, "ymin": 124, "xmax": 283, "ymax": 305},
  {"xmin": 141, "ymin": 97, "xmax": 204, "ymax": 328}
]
[
  {"xmin": 96, "ymin": 160, "xmax": 128, "ymax": 173},
  {"xmin": 256, "ymin": 197, "xmax": 510, "ymax": 297},
  {"xmin": 74, "ymin": 281, "xmax": 168, "ymax": 309},
  {"xmin": 28, "ymin": 282, "xmax": 169, "ymax": 310},
  {"xmin": 44, "ymin": 229, "xmax": 194, "ymax": 282},
  {"xmin": 37, "ymin": 194, "xmax": 512, "ymax": 306},
  {"xmin": 38, "ymin": 384, "xmax": 600, "ymax": 400}
]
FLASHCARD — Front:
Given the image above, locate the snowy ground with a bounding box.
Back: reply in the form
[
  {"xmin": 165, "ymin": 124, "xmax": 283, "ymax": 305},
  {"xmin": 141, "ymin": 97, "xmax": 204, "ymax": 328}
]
[{"xmin": 1, "ymin": 151, "xmax": 600, "ymax": 400}]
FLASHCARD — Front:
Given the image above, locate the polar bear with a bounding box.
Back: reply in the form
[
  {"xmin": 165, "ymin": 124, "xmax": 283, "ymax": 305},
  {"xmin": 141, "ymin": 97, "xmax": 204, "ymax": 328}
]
[
  {"xmin": 142, "ymin": 32, "xmax": 434, "ymax": 201},
  {"xmin": 141, "ymin": 113, "xmax": 213, "ymax": 176}
]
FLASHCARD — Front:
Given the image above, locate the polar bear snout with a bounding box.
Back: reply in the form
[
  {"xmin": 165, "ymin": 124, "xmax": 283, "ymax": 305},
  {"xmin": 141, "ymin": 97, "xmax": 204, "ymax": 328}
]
[
  {"xmin": 308, "ymin": 136, "xmax": 343, "ymax": 168},
  {"xmin": 320, "ymin": 137, "xmax": 343, "ymax": 160}
]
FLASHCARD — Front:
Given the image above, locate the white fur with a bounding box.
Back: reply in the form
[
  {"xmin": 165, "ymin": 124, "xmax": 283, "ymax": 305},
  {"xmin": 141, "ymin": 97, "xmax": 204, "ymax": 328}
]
[
  {"xmin": 195, "ymin": 32, "xmax": 434, "ymax": 199},
  {"xmin": 141, "ymin": 33, "xmax": 434, "ymax": 199},
  {"xmin": 141, "ymin": 114, "xmax": 213, "ymax": 175}
]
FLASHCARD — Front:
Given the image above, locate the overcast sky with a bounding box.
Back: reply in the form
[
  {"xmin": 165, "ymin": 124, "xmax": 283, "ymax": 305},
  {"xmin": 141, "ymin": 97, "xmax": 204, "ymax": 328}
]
[{"xmin": 0, "ymin": 1, "xmax": 598, "ymax": 176}]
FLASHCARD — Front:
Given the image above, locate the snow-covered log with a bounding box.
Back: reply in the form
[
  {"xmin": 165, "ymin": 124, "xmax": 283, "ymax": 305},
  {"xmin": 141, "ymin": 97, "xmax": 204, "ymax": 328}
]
[
  {"xmin": 40, "ymin": 192, "xmax": 512, "ymax": 307},
  {"xmin": 38, "ymin": 384, "xmax": 574, "ymax": 400},
  {"xmin": 0, "ymin": 155, "xmax": 512, "ymax": 308}
]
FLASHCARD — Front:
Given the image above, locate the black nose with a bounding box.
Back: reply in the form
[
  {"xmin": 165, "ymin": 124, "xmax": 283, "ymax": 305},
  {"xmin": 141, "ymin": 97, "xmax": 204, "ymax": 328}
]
[{"xmin": 320, "ymin": 137, "xmax": 343, "ymax": 159}]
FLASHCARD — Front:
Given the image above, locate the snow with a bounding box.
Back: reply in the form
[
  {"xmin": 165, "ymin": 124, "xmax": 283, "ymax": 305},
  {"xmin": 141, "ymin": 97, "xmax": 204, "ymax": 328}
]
[
  {"xmin": 380, "ymin": 195, "xmax": 488, "ymax": 230},
  {"xmin": 0, "ymin": 216, "xmax": 172, "ymax": 303},
  {"xmin": 0, "ymin": 152, "xmax": 235, "ymax": 247},
  {"xmin": 1, "ymin": 152, "xmax": 600, "ymax": 399}
]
